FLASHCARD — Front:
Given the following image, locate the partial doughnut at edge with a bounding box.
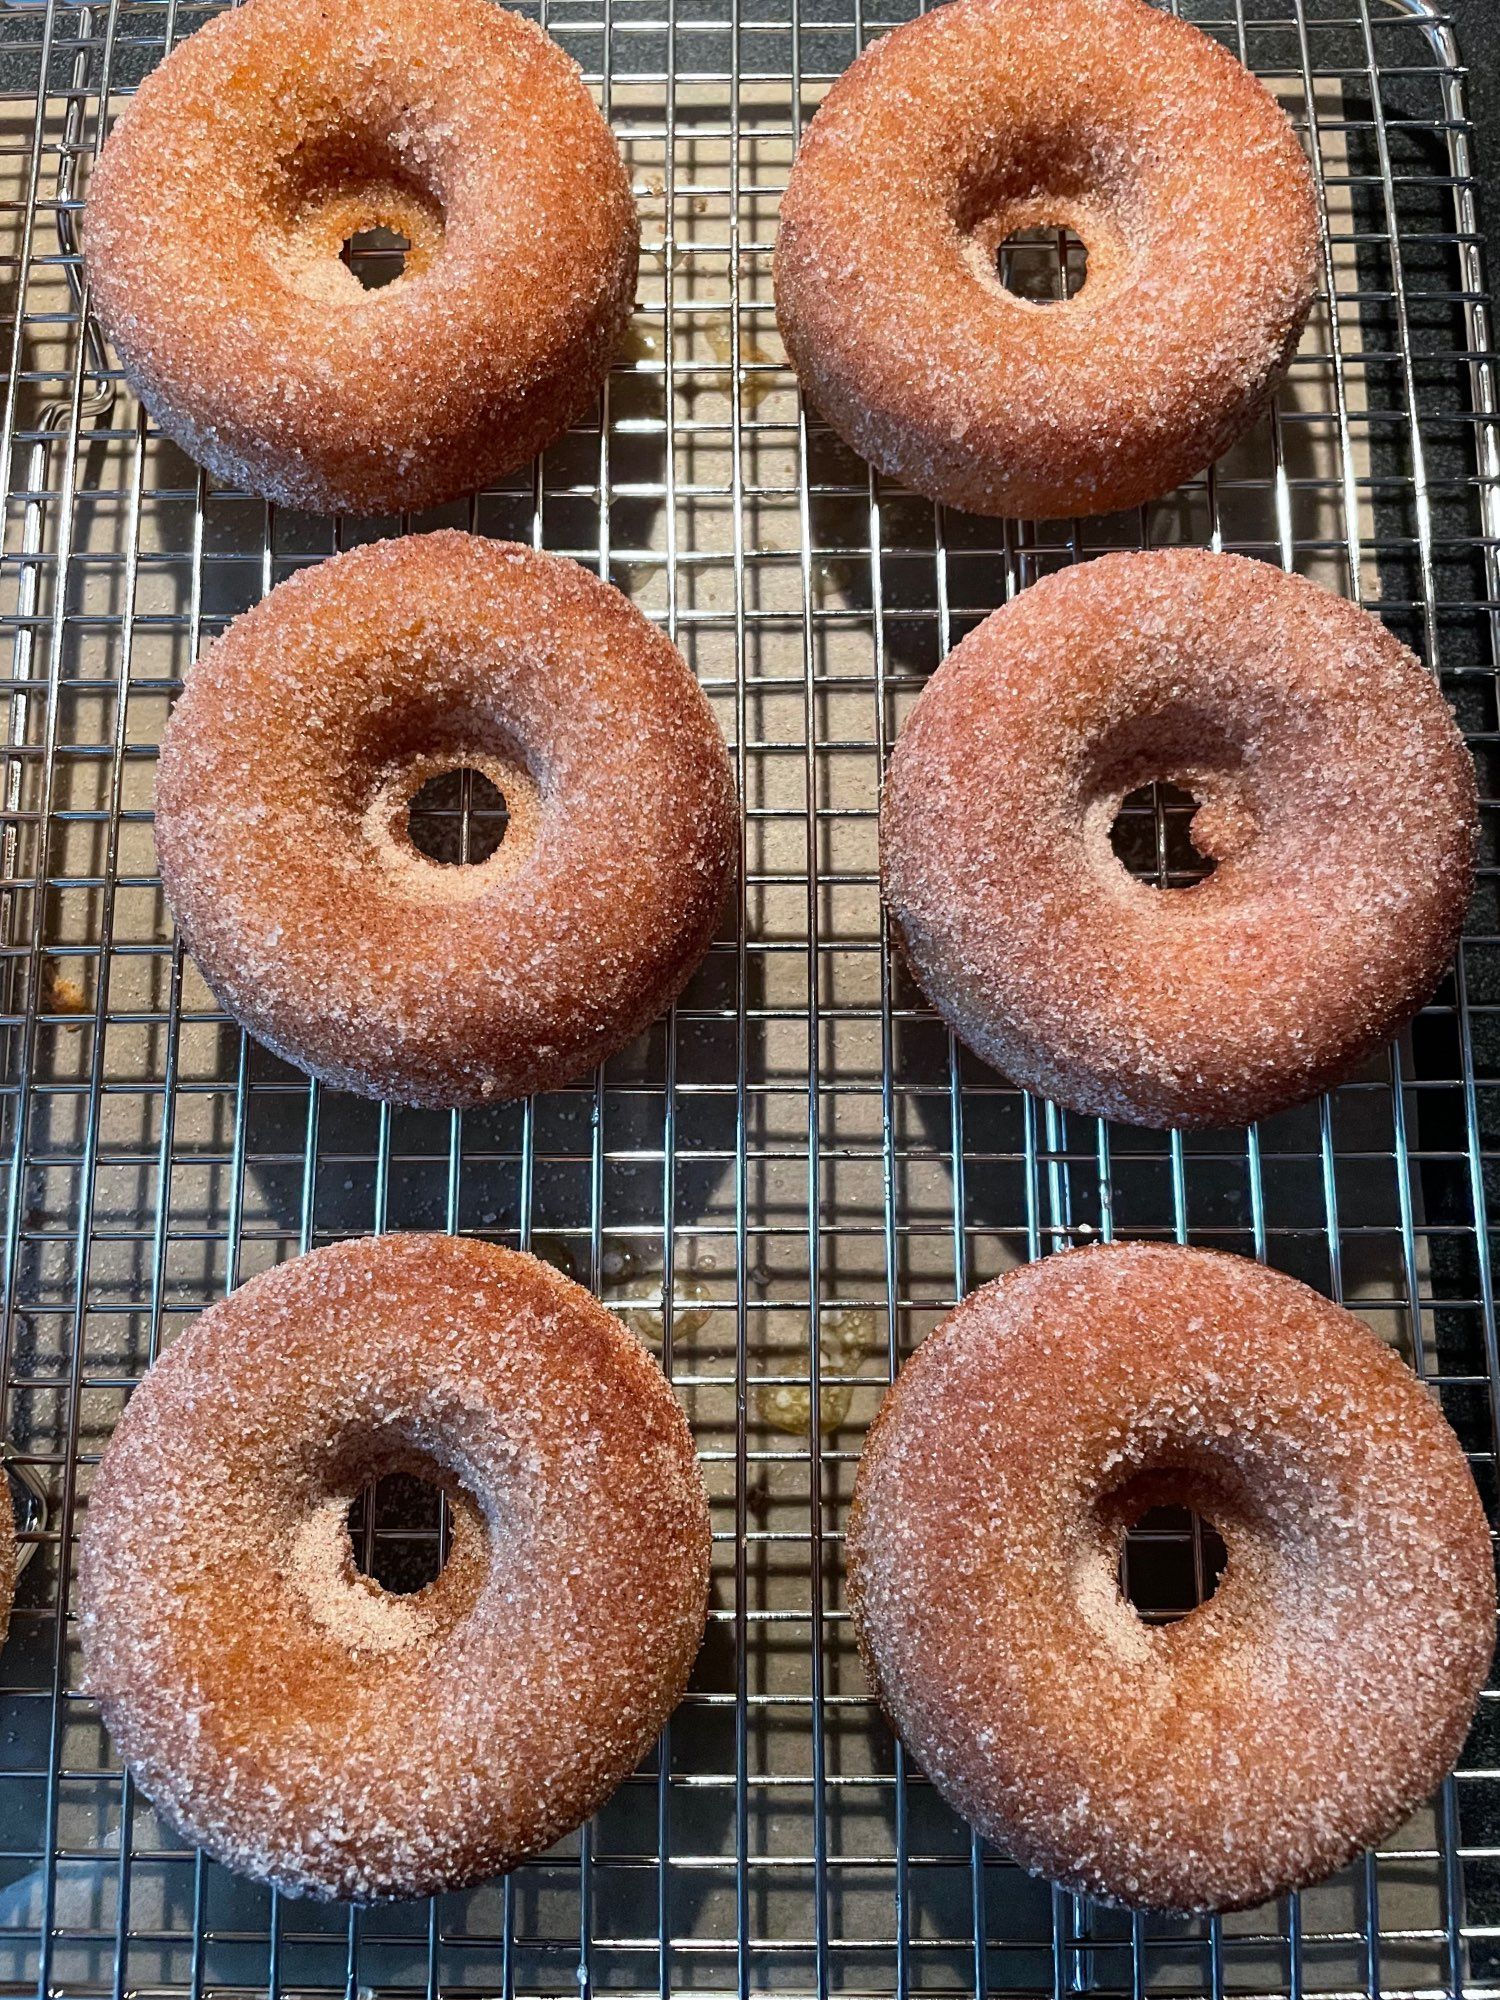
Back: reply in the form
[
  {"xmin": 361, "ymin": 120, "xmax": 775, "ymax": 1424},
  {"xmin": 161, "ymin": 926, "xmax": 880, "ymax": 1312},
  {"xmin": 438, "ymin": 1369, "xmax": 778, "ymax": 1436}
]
[
  {"xmin": 775, "ymin": 0, "xmax": 1321, "ymax": 519},
  {"xmin": 84, "ymin": 0, "xmax": 639, "ymax": 514}
]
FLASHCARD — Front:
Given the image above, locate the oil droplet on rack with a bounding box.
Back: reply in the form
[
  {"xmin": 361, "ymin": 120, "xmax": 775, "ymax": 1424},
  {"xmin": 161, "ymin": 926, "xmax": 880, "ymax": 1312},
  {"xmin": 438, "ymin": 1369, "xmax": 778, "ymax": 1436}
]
[
  {"xmin": 701, "ymin": 314, "xmax": 781, "ymax": 411},
  {"xmin": 619, "ymin": 321, "xmax": 660, "ymax": 365},
  {"xmin": 756, "ymin": 1306, "xmax": 881, "ymax": 1435},
  {"xmin": 612, "ymin": 1272, "xmax": 716, "ymax": 1348},
  {"xmin": 644, "ymin": 240, "xmax": 691, "ymax": 273},
  {"xmin": 529, "ymin": 1234, "xmax": 583, "ymax": 1282},
  {"xmin": 817, "ymin": 555, "xmax": 860, "ymax": 600}
]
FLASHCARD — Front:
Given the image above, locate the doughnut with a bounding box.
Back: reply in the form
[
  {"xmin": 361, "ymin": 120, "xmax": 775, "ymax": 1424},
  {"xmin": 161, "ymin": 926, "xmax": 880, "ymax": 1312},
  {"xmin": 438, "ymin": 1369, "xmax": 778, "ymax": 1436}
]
[
  {"xmin": 881, "ymin": 549, "xmax": 1477, "ymax": 1129},
  {"xmin": 847, "ymin": 1242, "xmax": 1496, "ymax": 1913},
  {"xmin": 83, "ymin": 0, "xmax": 638, "ymax": 515},
  {"xmin": 0, "ymin": 1476, "xmax": 14, "ymax": 1650},
  {"xmin": 78, "ymin": 1232, "xmax": 711, "ymax": 1903},
  {"xmin": 153, "ymin": 531, "xmax": 738, "ymax": 1108},
  {"xmin": 773, "ymin": 0, "xmax": 1320, "ymax": 519}
]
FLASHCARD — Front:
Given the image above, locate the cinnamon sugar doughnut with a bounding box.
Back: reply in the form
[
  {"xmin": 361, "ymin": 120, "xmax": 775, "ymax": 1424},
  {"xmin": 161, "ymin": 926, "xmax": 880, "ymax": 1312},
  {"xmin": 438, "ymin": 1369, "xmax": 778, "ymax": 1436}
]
[
  {"xmin": 882, "ymin": 550, "xmax": 1477, "ymax": 1128},
  {"xmin": 848, "ymin": 1243, "xmax": 1496, "ymax": 1913},
  {"xmin": 84, "ymin": 0, "xmax": 638, "ymax": 515},
  {"xmin": 153, "ymin": 531, "xmax": 737, "ymax": 1108},
  {"xmin": 78, "ymin": 1233, "xmax": 711, "ymax": 1903},
  {"xmin": 774, "ymin": 0, "xmax": 1320, "ymax": 519}
]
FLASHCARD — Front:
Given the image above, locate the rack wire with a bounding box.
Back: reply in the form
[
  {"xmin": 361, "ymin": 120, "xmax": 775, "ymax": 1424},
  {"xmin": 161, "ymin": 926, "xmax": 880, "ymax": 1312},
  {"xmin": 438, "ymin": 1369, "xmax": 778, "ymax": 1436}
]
[{"xmin": 0, "ymin": 0, "xmax": 1498, "ymax": 1995}]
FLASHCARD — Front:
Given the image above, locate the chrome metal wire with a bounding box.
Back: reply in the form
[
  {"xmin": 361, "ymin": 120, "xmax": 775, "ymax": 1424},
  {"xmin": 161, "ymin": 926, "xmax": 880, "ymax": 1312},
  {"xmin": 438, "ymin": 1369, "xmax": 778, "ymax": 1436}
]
[{"xmin": 0, "ymin": 2, "xmax": 1496, "ymax": 1996}]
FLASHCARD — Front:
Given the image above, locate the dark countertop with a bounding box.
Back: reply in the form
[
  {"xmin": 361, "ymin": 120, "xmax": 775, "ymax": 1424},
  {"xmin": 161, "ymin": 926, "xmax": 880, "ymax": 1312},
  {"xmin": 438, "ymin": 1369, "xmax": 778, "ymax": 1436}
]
[{"xmin": 1451, "ymin": 1, "xmax": 1496, "ymax": 238}]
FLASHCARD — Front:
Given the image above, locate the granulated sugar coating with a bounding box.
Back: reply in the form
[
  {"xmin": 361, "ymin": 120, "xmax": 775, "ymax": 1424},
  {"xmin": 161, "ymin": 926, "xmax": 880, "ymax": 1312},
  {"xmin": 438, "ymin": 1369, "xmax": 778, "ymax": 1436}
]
[
  {"xmin": 846, "ymin": 1244, "xmax": 1496, "ymax": 1914},
  {"xmin": 82, "ymin": 0, "xmax": 638, "ymax": 514},
  {"xmin": 78, "ymin": 1234, "xmax": 713, "ymax": 1904},
  {"xmin": 152, "ymin": 532, "xmax": 738, "ymax": 1108},
  {"xmin": 774, "ymin": 0, "xmax": 1320, "ymax": 519},
  {"xmin": 881, "ymin": 549, "xmax": 1477, "ymax": 1129}
]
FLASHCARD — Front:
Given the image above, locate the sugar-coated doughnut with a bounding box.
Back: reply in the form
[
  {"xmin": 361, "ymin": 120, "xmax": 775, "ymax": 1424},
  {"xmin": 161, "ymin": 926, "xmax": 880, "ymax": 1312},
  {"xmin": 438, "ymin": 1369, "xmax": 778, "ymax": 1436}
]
[
  {"xmin": 153, "ymin": 531, "xmax": 738, "ymax": 1108},
  {"xmin": 774, "ymin": 0, "xmax": 1320, "ymax": 519},
  {"xmin": 881, "ymin": 550, "xmax": 1477, "ymax": 1128},
  {"xmin": 848, "ymin": 1243, "xmax": 1495, "ymax": 1913},
  {"xmin": 78, "ymin": 1233, "xmax": 711, "ymax": 1903},
  {"xmin": 84, "ymin": 0, "xmax": 638, "ymax": 515}
]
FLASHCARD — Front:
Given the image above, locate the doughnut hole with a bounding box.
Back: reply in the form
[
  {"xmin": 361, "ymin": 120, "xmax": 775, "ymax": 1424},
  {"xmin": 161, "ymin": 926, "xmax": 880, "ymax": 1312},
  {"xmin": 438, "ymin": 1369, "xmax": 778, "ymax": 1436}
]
[
  {"xmin": 996, "ymin": 225, "xmax": 1088, "ymax": 304},
  {"xmin": 1084, "ymin": 705, "xmax": 1259, "ymax": 892},
  {"xmin": 274, "ymin": 135, "xmax": 445, "ymax": 303},
  {"xmin": 291, "ymin": 1438, "xmax": 489, "ymax": 1656},
  {"xmin": 342, "ymin": 225, "xmax": 413, "ymax": 292},
  {"xmin": 1109, "ymin": 782, "xmax": 1218, "ymax": 890},
  {"xmin": 1099, "ymin": 1469, "xmax": 1232, "ymax": 1626},
  {"xmin": 1120, "ymin": 1503, "xmax": 1230, "ymax": 1621},
  {"xmin": 1102, "ymin": 774, "xmax": 1259, "ymax": 891},
  {"xmin": 346, "ymin": 1472, "xmax": 458, "ymax": 1592},
  {"xmin": 961, "ymin": 188, "xmax": 1130, "ymax": 307},
  {"xmin": 406, "ymin": 767, "xmax": 511, "ymax": 866},
  {"xmin": 361, "ymin": 738, "xmax": 542, "ymax": 903},
  {"xmin": 347, "ymin": 1469, "xmax": 451, "ymax": 1594}
]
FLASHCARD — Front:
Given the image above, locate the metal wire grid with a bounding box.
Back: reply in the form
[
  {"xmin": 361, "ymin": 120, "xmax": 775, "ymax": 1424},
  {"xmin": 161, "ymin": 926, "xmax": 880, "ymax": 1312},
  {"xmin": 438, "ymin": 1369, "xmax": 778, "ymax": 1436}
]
[{"xmin": 0, "ymin": 0, "xmax": 1498, "ymax": 1996}]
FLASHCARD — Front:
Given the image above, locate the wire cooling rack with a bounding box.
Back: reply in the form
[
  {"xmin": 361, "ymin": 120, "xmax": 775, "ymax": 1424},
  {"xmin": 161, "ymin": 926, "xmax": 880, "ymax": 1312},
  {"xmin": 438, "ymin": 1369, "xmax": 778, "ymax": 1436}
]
[{"xmin": 1, "ymin": 0, "xmax": 1499, "ymax": 1996}]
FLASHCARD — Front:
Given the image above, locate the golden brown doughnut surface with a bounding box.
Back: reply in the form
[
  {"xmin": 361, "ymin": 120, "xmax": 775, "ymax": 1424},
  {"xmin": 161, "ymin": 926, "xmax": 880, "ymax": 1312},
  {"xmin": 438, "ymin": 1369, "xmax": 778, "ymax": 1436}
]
[
  {"xmin": 881, "ymin": 550, "xmax": 1477, "ymax": 1128},
  {"xmin": 775, "ymin": 0, "xmax": 1320, "ymax": 519},
  {"xmin": 78, "ymin": 1233, "xmax": 712, "ymax": 1903},
  {"xmin": 153, "ymin": 531, "xmax": 738, "ymax": 1108},
  {"xmin": 84, "ymin": 0, "xmax": 638, "ymax": 514},
  {"xmin": 848, "ymin": 1243, "xmax": 1495, "ymax": 1913}
]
